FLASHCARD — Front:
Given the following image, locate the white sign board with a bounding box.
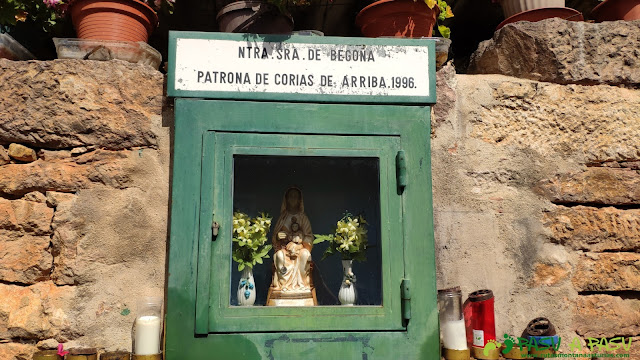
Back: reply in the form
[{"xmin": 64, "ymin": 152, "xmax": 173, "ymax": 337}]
[{"xmin": 173, "ymin": 38, "xmax": 431, "ymax": 99}]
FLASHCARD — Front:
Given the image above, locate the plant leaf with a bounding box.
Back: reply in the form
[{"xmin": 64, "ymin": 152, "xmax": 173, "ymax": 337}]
[
  {"xmin": 313, "ymin": 234, "xmax": 333, "ymax": 244},
  {"xmin": 425, "ymin": 0, "xmax": 437, "ymax": 9},
  {"xmin": 438, "ymin": 25, "xmax": 451, "ymax": 39}
]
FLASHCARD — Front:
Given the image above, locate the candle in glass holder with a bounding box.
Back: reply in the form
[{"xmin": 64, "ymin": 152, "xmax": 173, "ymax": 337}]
[
  {"xmin": 438, "ymin": 287, "xmax": 470, "ymax": 360},
  {"xmin": 134, "ymin": 315, "xmax": 161, "ymax": 355},
  {"xmin": 441, "ymin": 318, "xmax": 468, "ymax": 350},
  {"xmin": 133, "ymin": 297, "xmax": 162, "ymax": 355}
]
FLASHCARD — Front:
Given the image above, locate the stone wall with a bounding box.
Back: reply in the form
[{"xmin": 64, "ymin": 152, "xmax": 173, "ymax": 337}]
[
  {"xmin": 433, "ymin": 18, "xmax": 640, "ymax": 357},
  {"xmin": 0, "ymin": 59, "xmax": 169, "ymax": 359},
  {"xmin": 0, "ymin": 19, "xmax": 638, "ymax": 358}
]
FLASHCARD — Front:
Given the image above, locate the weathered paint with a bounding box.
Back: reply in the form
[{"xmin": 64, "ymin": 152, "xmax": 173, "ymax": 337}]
[
  {"xmin": 207, "ymin": 133, "xmax": 402, "ymax": 333},
  {"xmin": 167, "ymin": 99, "xmax": 438, "ymax": 359},
  {"xmin": 167, "ymin": 32, "xmax": 437, "ymax": 105}
]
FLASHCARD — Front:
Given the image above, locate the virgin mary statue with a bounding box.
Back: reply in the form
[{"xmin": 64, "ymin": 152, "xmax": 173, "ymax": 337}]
[{"xmin": 266, "ymin": 187, "xmax": 317, "ymax": 306}]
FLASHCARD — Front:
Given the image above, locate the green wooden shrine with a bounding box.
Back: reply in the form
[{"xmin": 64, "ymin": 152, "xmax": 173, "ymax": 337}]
[{"xmin": 166, "ymin": 31, "xmax": 439, "ymax": 359}]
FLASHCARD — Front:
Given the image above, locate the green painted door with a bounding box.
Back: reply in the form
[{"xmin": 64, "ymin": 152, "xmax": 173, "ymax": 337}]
[
  {"xmin": 167, "ymin": 99, "xmax": 438, "ymax": 359},
  {"xmin": 199, "ymin": 132, "xmax": 403, "ymax": 333}
]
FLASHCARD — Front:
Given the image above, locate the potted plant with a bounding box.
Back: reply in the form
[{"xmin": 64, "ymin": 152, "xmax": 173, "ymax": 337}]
[
  {"xmin": 355, "ymin": 0, "xmax": 453, "ymax": 39},
  {"xmin": 0, "ymin": 0, "xmax": 69, "ymax": 58},
  {"xmin": 232, "ymin": 211, "xmax": 272, "ymax": 306},
  {"xmin": 216, "ymin": 0, "xmax": 310, "ymax": 34},
  {"xmin": 493, "ymin": 0, "xmax": 583, "ymax": 30},
  {"xmin": 496, "ymin": 0, "xmax": 565, "ymax": 19},
  {"xmin": 314, "ymin": 213, "xmax": 368, "ymax": 306},
  {"xmin": 0, "ymin": 0, "xmax": 67, "ymax": 33},
  {"xmin": 591, "ymin": 0, "xmax": 640, "ymax": 22},
  {"xmin": 68, "ymin": 0, "xmax": 174, "ymax": 42}
]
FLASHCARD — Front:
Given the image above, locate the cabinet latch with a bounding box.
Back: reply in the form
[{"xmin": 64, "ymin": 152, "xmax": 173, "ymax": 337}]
[
  {"xmin": 401, "ymin": 279, "xmax": 411, "ymax": 323},
  {"xmin": 212, "ymin": 213, "xmax": 219, "ymax": 240},
  {"xmin": 396, "ymin": 150, "xmax": 407, "ymax": 191}
]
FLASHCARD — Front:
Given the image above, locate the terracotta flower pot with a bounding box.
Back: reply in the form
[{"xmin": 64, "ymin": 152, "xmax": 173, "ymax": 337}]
[
  {"xmin": 355, "ymin": 0, "xmax": 440, "ymax": 38},
  {"xmin": 499, "ymin": 0, "xmax": 565, "ymax": 18},
  {"xmin": 216, "ymin": 0, "xmax": 294, "ymax": 34},
  {"xmin": 496, "ymin": 7, "xmax": 583, "ymax": 30},
  {"xmin": 591, "ymin": 0, "xmax": 640, "ymax": 21},
  {"xmin": 70, "ymin": 0, "xmax": 158, "ymax": 42}
]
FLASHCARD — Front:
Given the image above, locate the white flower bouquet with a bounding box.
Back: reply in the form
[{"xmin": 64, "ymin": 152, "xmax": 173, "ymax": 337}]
[{"xmin": 232, "ymin": 212, "xmax": 272, "ymax": 271}]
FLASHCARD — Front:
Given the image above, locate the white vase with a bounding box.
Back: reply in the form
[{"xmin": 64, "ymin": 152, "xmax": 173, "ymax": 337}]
[
  {"xmin": 499, "ymin": 0, "xmax": 565, "ymax": 18},
  {"xmin": 237, "ymin": 268, "xmax": 256, "ymax": 306},
  {"xmin": 338, "ymin": 259, "xmax": 357, "ymax": 306}
]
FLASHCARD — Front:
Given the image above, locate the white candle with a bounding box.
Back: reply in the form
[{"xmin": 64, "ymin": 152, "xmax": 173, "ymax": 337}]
[
  {"xmin": 441, "ymin": 319, "xmax": 468, "ymax": 350},
  {"xmin": 134, "ymin": 315, "xmax": 161, "ymax": 355}
]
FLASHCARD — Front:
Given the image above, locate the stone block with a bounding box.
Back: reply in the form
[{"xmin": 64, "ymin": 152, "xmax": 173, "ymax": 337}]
[
  {"xmin": 598, "ymin": 336, "xmax": 640, "ymax": 359},
  {"xmin": 0, "ymin": 198, "xmax": 53, "ymax": 235},
  {"xmin": 8, "ymin": 143, "xmax": 37, "ymax": 162},
  {"xmin": 0, "ymin": 343, "xmax": 37, "ymax": 360},
  {"xmin": 536, "ymin": 168, "xmax": 640, "ymax": 205},
  {"xmin": 38, "ymin": 149, "xmax": 71, "ymax": 161},
  {"xmin": 50, "ymin": 194, "xmax": 80, "ymax": 285},
  {"xmin": 22, "ymin": 191, "xmax": 47, "ymax": 203},
  {"xmin": 0, "ymin": 162, "xmax": 90, "ymax": 196},
  {"xmin": 530, "ymin": 263, "xmax": 571, "ymax": 287},
  {"xmin": 459, "ymin": 75, "xmax": 640, "ymax": 163},
  {"xmin": 0, "ymin": 282, "xmax": 75, "ymax": 340},
  {"xmin": 0, "ymin": 145, "xmax": 9, "ymax": 165},
  {"xmin": 433, "ymin": 62, "xmax": 457, "ymax": 133},
  {"xmin": 35, "ymin": 338, "xmax": 59, "ymax": 349},
  {"xmin": 0, "ymin": 59, "xmax": 162, "ymax": 150},
  {"xmin": 572, "ymin": 253, "xmax": 640, "ymax": 292},
  {"xmin": 0, "ymin": 234, "xmax": 52, "ymax": 284},
  {"xmin": 574, "ymin": 295, "xmax": 640, "ymax": 338},
  {"xmin": 469, "ymin": 18, "xmax": 640, "ymax": 87},
  {"xmin": 544, "ymin": 205, "xmax": 640, "ymax": 252},
  {"xmin": 46, "ymin": 191, "xmax": 76, "ymax": 208},
  {"xmin": 621, "ymin": 161, "xmax": 640, "ymax": 170},
  {"xmin": 0, "ymin": 151, "xmax": 132, "ymax": 197}
]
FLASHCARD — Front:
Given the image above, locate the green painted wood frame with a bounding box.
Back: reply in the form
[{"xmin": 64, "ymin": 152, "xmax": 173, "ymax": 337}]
[
  {"xmin": 167, "ymin": 31, "xmax": 437, "ymax": 105},
  {"xmin": 167, "ymin": 99, "xmax": 439, "ymax": 359},
  {"xmin": 206, "ymin": 133, "xmax": 401, "ymax": 333}
]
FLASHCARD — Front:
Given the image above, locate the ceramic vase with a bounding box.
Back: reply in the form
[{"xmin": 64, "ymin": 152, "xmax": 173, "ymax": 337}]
[
  {"xmin": 338, "ymin": 259, "xmax": 357, "ymax": 306},
  {"xmin": 237, "ymin": 268, "xmax": 256, "ymax": 306}
]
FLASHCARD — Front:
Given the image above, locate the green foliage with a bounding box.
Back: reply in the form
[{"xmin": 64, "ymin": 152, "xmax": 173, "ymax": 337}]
[
  {"xmin": 314, "ymin": 212, "xmax": 368, "ymax": 262},
  {"xmin": 0, "ymin": 0, "xmax": 66, "ymax": 33},
  {"xmin": 267, "ymin": 0, "xmax": 311, "ymax": 14},
  {"xmin": 232, "ymin": 212, "xmax": 272, "ymax": 272},
  {"xmin": 0, "ymin": 0, "xmax": 175, "ymax": 34},
  {"xmin": 425, "ymin": 0, "xmax": 454, "ymax": 39},
  {"xmin": 437, "ymin": 25, "xmax": 450, "ymax": 39}
]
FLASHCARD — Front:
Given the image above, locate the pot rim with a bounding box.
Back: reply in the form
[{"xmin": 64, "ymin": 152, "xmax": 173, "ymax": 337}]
[
  {"xmin": 591, "ymin": 0, "xmax": 640, "ymax": 19},
  {"xmin": 216, "ymin": 0, "xmax": 293, "ymax": 21},
  {"xmin": 356, "ymin": 0, "xmax": 440, "ymax": 26},
  {"xmin": 496, "ymin": 6, "xmax": 583, "ymax": 30},
  {"xmin": 70, "ymin": 0, "xmax": 159, "ymax": 26}
]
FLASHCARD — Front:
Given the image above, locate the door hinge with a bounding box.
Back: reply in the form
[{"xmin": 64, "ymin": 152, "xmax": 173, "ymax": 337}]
[
  {"xmin": 401, "ymin": 279, "xmax": 411, "ymax": 323},
  {"xmin": 396, "ymin": 150, "xmax": 407, "ymax": 191}
]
